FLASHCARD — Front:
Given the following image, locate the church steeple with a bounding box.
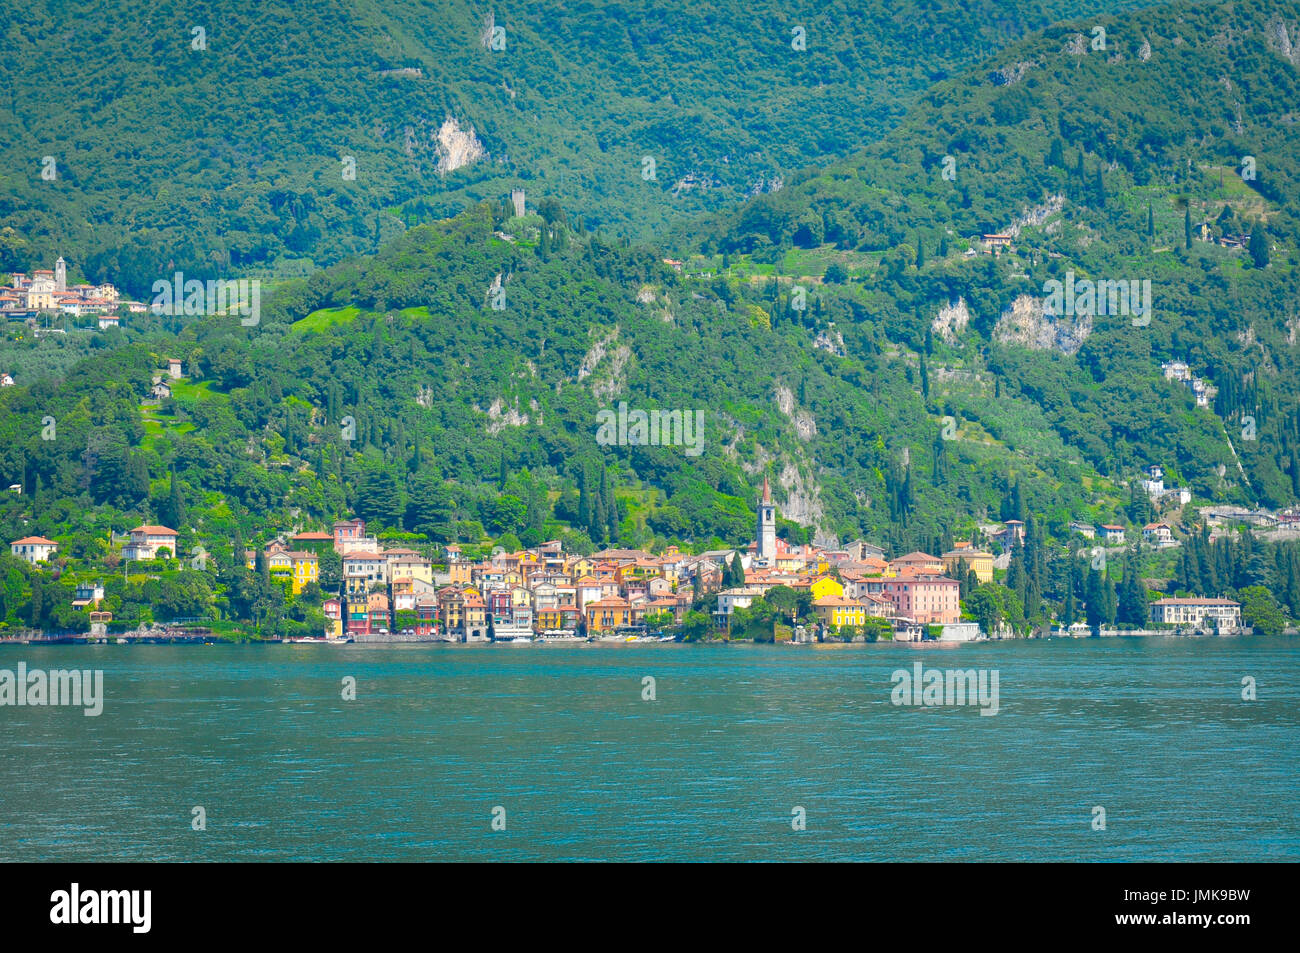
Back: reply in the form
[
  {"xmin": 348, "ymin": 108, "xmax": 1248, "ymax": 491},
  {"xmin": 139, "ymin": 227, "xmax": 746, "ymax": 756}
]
[{"xmin": 756, "ymin": 475, "xmax": 776, "ymax": 566}]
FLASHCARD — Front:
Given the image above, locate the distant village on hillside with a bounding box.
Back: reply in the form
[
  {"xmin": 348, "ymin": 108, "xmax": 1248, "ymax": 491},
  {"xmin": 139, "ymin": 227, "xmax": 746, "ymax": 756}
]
[{"xmin": 0, "ymin": 256, "xmax": 144, "ymax": 332}]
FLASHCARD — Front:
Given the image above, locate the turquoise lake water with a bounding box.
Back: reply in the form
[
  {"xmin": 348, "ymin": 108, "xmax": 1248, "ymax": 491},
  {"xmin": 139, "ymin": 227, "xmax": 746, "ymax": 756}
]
[{"xmin": 1, "ymin": 638, "xmax": 1296, "ymax": 861}]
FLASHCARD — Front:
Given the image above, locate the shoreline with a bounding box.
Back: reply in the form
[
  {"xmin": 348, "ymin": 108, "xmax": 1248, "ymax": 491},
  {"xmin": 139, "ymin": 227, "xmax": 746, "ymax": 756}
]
[{"xmin": 0, "ymin": 630, "xmax": 1287, "ymax": 647}]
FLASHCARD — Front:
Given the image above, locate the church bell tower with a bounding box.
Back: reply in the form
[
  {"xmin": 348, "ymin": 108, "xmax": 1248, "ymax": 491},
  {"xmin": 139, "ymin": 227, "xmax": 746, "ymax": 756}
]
[{"xmin": 757, "ymin": 475, "xmax": 776, "ymax": 566}]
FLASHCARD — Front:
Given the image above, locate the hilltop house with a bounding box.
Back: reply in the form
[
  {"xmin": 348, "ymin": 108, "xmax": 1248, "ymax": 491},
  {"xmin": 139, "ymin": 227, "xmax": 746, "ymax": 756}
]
[
  {"xmin": 1142, "ymin": 522, "xmax": 1175, "ymax": 546},
  {"xmin": 10, "ymin": 535, "xmax": 58, "ymax": 565},
  {"xmin": 124, "ymin": 525, "xmax": 178, "ymax": 560}
]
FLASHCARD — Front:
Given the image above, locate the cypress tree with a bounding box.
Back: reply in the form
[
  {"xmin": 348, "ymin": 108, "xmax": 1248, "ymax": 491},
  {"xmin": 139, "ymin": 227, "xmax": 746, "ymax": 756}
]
[
  {"xmin": 1047, "ymin": 138, "xmax": 1065, "ymax": 168},
  {"xmin": 160, "ymin": 466, "xmax": 185, "ymax": 530},
  {"xmin": 1248, "ymin": 229, "xmax": 1269, "ymax": 268}
]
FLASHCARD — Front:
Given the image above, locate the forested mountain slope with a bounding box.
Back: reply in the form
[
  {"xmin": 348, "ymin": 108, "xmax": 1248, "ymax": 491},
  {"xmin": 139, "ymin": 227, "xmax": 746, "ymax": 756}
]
[
  {"xmin": 2, "ymin": 0, "xmax": 1298, "ymax": 565},
  {"xmin": 0, "ymin": 0, "xmax": 1149, "ymax": 288}
]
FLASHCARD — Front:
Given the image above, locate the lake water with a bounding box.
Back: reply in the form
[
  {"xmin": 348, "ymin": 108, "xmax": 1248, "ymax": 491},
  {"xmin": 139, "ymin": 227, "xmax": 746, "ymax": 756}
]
[{"xmin": 1, "ymin": 638, "xmax": 1296, "ymax": 861}]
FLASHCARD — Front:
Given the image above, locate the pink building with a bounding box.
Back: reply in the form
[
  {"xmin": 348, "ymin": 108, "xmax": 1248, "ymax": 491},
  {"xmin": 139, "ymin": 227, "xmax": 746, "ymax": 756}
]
[
  {"xmin": 333, "ymin": 518, "xmax": 367, "ymax": 552},
  {"xmin": 879, "ymin": 575, "xmax": 961, "ymax": 624}
]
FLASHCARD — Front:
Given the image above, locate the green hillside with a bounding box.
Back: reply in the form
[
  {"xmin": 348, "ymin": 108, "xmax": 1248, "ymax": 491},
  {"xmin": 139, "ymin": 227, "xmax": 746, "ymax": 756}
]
[
  {"xmin": 709, "ymin": 0, "xmax": 1300, "ymax": 508},
  {"xmin": 3, "ymin": 0, "xmax": 1300, "ymax": 636},
  {"xmin": 0, "ymin": 0, "xmax": 1150, "ymax": 290}
]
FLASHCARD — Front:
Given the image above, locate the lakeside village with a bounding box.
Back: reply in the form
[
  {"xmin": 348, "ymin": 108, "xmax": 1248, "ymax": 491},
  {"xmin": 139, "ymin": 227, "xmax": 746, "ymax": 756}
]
[{"xmin": 9, "ymin": 475, "xmax": 1280, "ymax": 645}]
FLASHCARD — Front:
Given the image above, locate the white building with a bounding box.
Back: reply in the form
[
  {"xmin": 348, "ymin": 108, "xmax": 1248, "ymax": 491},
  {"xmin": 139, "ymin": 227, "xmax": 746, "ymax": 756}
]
[
  {"xmin": 10, "ymin": 535, "xmax": 58, "ymax": 565},
  {"xmin": 1149, "ymin": 598, "xmax": 1242, "ymax": 631},
  {"xmin": 124, "ymin": 525, "xmax": 178, "ymax": 560},
  {"xmin": 1141, "ymin": 465, "xmax": 1165, "ymax": 497},
  {"xmin": 1142, "ymin": 522, "xmax": 1175, "ymax": 546},
  {"xmin": 714, "ymin": 587, "xmax": 769, "ymax": 625}
]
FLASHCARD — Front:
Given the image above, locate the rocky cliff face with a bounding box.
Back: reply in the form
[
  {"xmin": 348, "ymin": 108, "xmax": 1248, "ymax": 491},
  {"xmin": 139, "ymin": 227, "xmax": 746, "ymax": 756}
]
[
  {"xmin": 931, "ymin": 298, "xmax": 971, "ymax": 343},
  {"xmin": 994, "ymin": 294, "xmax": 1092, "ymax": 355},
  {"xmin": 1266, "ymin": 15, "xmax": 1300, "ymax": 66},
  {"xmin": 435, "ymin": 117, "xmax": 487, "ymax": 174}
]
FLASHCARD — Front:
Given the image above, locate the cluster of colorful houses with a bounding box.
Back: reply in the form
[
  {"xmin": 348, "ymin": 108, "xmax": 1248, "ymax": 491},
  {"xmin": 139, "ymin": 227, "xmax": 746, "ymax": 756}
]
[
  {"xmin": 310, "ymin": 487, "xmax": 988, "ymax": 642},
  {"xmin": 0, "ymin": 257, "xmax": 143, "ymax": 329},
  {"xmin": 6, "ymin": 477, "xmax": 1265, "ymax": 639}
]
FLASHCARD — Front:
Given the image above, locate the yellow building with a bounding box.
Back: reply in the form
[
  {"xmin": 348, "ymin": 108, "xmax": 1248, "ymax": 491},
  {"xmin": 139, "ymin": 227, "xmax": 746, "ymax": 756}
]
[
  {"xmin": 585, "ymin": 597, "xmax": 632, "ymax": 633},
  {"xmin": 567, "ymin": 557, "xmax": 595, "ymax": 578},
  {"xmin": 287, "ymin": 550, "xmax": 319, "ymax": 594},
  {"xmin": 812, "ymin": 595, "xmax": 867, "ymax": 628},
  {"xmin": 808, "ymin": 575, "xmax": 845, "ymax": 601},
  {"xmin": 942, "ymin": 548, "xmax": 993, "ymax": 584}
]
